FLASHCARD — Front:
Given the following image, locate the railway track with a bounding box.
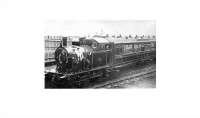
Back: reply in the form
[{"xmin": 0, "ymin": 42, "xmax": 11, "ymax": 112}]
[
  {"xmin": 93, "ymin": 67, "xmax": 156, "ymax": 88},
  {"xmin": 45, "ymin": 61, "xmax": 156, "ymax": 88}
]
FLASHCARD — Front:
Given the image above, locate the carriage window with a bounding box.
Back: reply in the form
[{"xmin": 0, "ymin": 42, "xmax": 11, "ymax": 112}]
[
  {"xmin": 134, "ymin": 44, "xmax": 138, "ymax": 52},
  {"xmin": 138, "ymin": 44, "xmax": 141, "ymax": 51},
  {"xmin": 144, "ymin": 43, "xmax": 151, "ymax": 51},
  {"xmin": 141, "ymin": 43, "xmax": 145, "ymax": 51},
  {"xmin": 151, "ymin": 42, "xmax": 155, "ymax": 50},
  {"xmin": 116, "ymin": 46, "xmax": 122, "ymax": 55},
  {"xmin": 123, "ymin": 44, "xmax": 133, "ymax": 54}
]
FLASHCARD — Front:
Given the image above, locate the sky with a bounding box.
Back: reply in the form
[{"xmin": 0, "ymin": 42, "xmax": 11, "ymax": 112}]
[{"xmin": 44, "ymin": 20, "xmax": 156, "ymax": 36}]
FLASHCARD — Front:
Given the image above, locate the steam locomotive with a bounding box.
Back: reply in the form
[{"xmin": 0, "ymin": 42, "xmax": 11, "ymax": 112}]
[{"xmin": 45, "ymin": 36, "xmax": 156, "ymax": 87}]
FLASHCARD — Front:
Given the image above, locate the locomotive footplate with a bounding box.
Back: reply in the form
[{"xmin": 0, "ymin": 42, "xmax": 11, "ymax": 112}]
[{"xmin": 45, "ymin": 65, "xmax": 113, "ymax": 88}]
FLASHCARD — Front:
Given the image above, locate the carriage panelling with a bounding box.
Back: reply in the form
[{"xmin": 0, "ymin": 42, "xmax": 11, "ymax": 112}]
[{"xmin": 113, "ymin": 41, "xmax": 156, "ymax": 65}]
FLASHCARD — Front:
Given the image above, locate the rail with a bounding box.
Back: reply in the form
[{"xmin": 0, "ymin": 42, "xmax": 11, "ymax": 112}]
[{"xmin": 94, "ymin": 69, "xmax": 156, "ymax": 88}]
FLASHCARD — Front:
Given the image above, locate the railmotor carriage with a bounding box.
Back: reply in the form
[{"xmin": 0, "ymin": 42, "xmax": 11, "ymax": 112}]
[{"xmin": 45, "ymin": 35, "xmax": 156, "ymax": 88}]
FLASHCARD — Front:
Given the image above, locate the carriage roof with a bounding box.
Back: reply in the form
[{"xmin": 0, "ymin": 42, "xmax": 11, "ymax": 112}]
[
  {"xmin": 106, "ymin": 37, "xmax": 155, "ymax": 44},
  {"xmin": 84, "ymin": 36, "xmax": 155, "ymax": 45}
]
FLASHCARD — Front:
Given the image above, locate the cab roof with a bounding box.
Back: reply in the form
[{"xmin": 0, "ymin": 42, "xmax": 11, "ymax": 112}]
[{"xmin": 92, "ymin": 37, "xmax": 110, "ymax": 43}]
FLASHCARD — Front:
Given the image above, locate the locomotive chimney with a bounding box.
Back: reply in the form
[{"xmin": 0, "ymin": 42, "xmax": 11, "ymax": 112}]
[{"xmin": 62, "ymin": 36, "xmax": 72, "ymax": 47}]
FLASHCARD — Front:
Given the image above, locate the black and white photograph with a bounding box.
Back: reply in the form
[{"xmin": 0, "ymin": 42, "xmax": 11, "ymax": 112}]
[
  {"xmin": 1, "ymin": 0, "xmax": 200, "ymax": 117},
  {"xmin": 44, "ymin": 20, "xmax": 156, "ymax": 88}
]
